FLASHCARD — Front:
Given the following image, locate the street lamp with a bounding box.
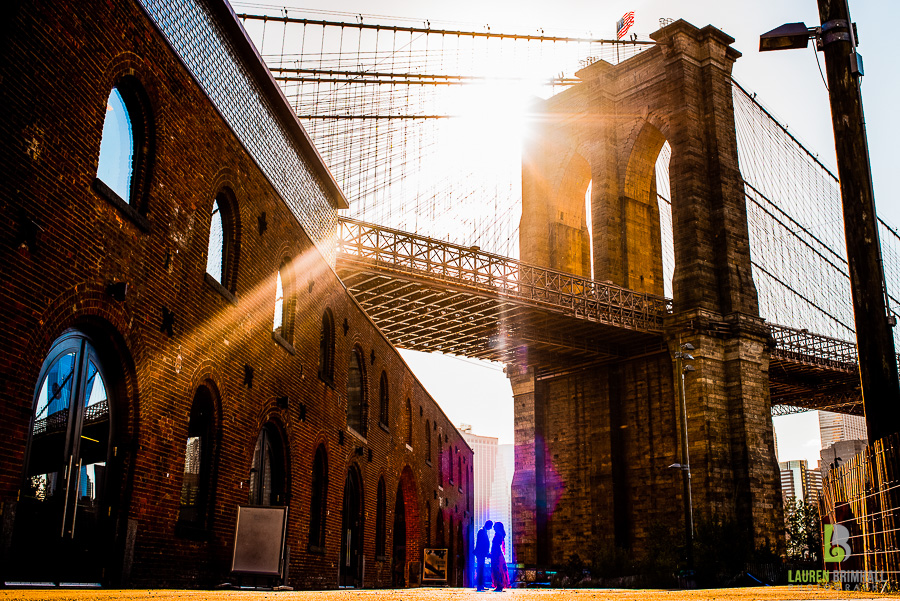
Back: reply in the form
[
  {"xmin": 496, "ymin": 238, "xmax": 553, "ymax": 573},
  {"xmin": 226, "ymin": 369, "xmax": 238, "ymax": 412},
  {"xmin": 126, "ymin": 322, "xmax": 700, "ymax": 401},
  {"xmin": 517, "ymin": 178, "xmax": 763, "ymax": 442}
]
[
  {"xmin": 760, "ymin": 1, "xmax": 900, "ymax": 443},
  {"xmin": 759, "ymin": 22, "xmax": 818, "ymax": 52},
  {"xmin": 673, "ymin": 340, "xmax": 696, "ymax": 570}
]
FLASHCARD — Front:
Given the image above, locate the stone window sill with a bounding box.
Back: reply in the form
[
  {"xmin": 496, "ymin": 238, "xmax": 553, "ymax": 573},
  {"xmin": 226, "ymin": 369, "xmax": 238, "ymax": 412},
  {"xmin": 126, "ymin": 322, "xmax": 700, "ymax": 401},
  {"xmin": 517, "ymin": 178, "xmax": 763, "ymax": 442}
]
[
  {"xmin": 272, "ymin": 330, "xmax": 296, "ymax": 355},
  {"xmin": 319, "ymin": 371, "xmax": 335, "ymax": 388},
  {"xmin": 307, "ymin": 544, "xmax": 326, "ymax": 555},
  {"xmin": 204, "ymin": 273, "xmax": 237, "ymax": 305},
  {"xmin": 425, "ymin": 459, "xmax": 432, "ymax": 467},
  {"xmin": 93, "ymin": 177, "xmax": 150, "ymax": 232},
  {"xmin": 379, "ymin": 422, "xmax": 390, "ymax": 434},
  {"xmin": 347, "ymin": 427, "xmax": 368, "ymax": 445}
]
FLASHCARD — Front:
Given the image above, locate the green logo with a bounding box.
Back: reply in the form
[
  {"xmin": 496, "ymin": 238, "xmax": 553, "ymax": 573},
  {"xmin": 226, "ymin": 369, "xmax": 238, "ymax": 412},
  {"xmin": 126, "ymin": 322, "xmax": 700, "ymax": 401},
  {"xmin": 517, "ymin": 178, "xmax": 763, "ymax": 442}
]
[{"xmin": 824, "ymin": 524, "xmax": 851, "ymax": 563}]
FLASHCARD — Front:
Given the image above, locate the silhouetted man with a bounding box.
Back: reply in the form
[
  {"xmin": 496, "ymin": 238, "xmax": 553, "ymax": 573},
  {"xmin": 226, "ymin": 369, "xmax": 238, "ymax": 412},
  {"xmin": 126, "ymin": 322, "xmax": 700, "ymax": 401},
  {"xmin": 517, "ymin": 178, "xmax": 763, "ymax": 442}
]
[{"xmin": 474, "ymin": 519, "xmax": 493, "ymax": 591}]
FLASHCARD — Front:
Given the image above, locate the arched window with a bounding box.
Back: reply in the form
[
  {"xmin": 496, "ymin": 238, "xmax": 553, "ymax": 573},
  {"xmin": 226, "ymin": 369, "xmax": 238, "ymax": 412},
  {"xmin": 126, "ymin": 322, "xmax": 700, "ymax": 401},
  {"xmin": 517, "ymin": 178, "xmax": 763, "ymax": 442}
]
[
  {"xmin": 309, "ymin": 445, "xmax": 328, "ymax": 549},
  {"xmin": 424, "ymin": 420, "xmax": 432, "ymax": 462},
  {"xmin": 346, "ymin": 347, "xmax": 367, "ymax": 436},
  {"xmin": 205, "ymin": 189, "xmax": 239, "ymax": 296},
  {"xmin": 249, "ymin": 424, "xmax": 286, "ymax": 506},
  {"xmin": 273, "ymin": 259, "xmax": 294, "ymax": 342},
  {"xmin": 375, "ymin": 477, "xmax": 387, "ymax": 557},
  {"xmin": 178, "ymin": 385, "xmax": 216, "ymax": 529},
  {"xmin": 436, "ymin": 508, "xmax": 445, "ymax": 548},
  {"xmin": 458, "ymin": 455, "xmax": 462, "ymax": 491},
  {"xmin": 378, "ymin": 371, "xmax": 389, "ymax": 429},
  {"xmin": 95, "ymin": 78, "xmax": 151, "ymax": 208},
  {"xmin": 273, "ymin": 270, "xmax": 284, "ymax": 331},
  {"xmin": 207, "ymin": 199, "xmax": 225, "ymax": 282},
  {"xmin": 449, "ymin": 447, "xmax": 454, "ymax": 486},
  {"xmin": 319, "ymin": 309, "xmax": 335, "ymax": 384},
  {"xmin": 438, "ymin": 437, "xmax": 444, "ymax": 487},
  {"xmin": 404, "ymin": 399, "xmax": 413, "ymax": 447},
  {"xmin": 97, "ymin": 88, "xmax": 133, "ymax": 201}
]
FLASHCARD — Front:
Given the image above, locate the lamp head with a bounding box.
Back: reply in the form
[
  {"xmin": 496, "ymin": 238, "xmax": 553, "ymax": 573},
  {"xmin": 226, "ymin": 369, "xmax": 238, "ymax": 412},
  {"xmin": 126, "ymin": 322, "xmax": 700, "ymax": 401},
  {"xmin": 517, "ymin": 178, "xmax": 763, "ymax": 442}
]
[{"xmin": 760, "ymin": 22, "xmax": 812, "ymax": 52}]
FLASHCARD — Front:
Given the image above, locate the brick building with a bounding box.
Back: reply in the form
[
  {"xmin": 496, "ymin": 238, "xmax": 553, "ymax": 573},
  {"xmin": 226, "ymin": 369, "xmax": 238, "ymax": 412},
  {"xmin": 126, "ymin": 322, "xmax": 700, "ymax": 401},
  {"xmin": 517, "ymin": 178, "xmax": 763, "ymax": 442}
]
[{"xmin": 0, "ymin": 0, "xmax": 471, "ymax": 588}]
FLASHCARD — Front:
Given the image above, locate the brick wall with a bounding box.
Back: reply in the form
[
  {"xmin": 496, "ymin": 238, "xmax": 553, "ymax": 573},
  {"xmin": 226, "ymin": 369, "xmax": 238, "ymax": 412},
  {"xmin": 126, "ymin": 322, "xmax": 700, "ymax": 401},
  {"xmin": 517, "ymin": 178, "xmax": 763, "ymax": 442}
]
[{"xmin": 0, "ymin": 0, "xmax": 472, "ymax": 588}]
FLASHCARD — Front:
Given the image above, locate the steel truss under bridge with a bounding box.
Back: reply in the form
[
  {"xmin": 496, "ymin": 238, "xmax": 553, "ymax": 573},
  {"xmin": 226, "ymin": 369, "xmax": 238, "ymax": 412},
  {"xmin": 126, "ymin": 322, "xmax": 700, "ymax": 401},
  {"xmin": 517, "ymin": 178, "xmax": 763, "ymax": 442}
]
[{"xmin": 336, "ymin": 217, "xmax": 670, "ymax": 367}]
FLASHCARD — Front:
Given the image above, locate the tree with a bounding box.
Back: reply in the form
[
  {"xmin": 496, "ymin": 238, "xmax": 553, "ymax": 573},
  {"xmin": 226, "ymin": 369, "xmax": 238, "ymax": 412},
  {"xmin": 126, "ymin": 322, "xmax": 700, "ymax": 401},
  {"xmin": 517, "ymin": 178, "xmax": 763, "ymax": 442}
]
[{"xmin": 785, "ymin": 499, "xmax": 822, "ymax": 562}]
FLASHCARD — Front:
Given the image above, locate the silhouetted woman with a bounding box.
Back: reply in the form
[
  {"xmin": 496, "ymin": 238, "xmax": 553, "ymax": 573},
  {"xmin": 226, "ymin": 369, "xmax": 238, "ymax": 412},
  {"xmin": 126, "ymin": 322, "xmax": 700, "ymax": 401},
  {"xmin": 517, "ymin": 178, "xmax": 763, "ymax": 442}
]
[{"xmin": 491, "ymin": 521, "xmax": 510, "ymax": 591}]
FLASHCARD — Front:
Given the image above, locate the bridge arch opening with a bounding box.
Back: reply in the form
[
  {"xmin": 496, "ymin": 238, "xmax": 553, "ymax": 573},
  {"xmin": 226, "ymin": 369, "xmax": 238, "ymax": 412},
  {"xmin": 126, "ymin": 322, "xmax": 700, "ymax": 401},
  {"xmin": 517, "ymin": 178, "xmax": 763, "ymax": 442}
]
[
  {"xmin": 655, "ymin": 141, "xmax": 674, "ymax": 299},
  {"xmin": 618, "ymin": 120, "xmax": 672, "ymax": 296},
  {"xmin": 549, "ymin": 151, "xmax": 592, "ymax": 278}
]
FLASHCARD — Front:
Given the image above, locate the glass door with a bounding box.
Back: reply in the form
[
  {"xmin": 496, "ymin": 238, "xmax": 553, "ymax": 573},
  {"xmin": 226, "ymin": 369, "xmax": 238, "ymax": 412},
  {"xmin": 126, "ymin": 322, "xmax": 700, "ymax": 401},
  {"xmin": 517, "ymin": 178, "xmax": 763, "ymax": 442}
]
[{"xmin": 7, "ymin": 333, "xmax": 112, "ymax": 585}]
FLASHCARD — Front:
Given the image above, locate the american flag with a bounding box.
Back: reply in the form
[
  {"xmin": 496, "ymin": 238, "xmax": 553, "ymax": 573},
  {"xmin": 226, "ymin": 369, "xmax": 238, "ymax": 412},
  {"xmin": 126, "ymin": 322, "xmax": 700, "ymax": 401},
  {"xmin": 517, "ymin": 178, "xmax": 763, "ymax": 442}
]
[{"xmin": 616, "ymin": 11, "xmax": 635, "ymax": 39}]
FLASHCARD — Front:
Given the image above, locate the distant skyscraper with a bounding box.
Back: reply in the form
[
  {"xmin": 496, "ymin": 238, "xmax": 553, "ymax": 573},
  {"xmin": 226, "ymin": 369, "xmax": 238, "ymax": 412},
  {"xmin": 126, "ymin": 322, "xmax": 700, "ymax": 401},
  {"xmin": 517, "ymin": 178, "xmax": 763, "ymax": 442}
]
[
  {"xmin": 460, "ymin": 425, "xmax": 498, "ymax": 534},
  {"xmin": 818, "ymin": 411, "xmax": 868, "ymax": 485},
  {"xmin": 820, "ymin": 439, "xmax": 868, "ymax": 480},
  {"xmin": 490, "ymin": 445, "xmax": 513, "ymax": 562},
  {"xmin": 808, "ymin": 467, "xmax": 823, "ymax": 504},
  {"xmin": 460, "ymin": 427, "xmax": 514, "ymax": 562},
  {"xmin": 818, "ymin": 411, "xmax": 867, "ymax": 448},
  {"xmin": 779, "ymin": 459, "xmax": 820, "ymax": 505}
]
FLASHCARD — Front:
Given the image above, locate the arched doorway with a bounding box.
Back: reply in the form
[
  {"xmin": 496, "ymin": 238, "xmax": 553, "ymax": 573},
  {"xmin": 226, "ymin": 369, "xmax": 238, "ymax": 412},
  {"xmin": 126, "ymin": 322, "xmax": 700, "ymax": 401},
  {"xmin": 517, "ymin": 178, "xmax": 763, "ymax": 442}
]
[
  {"xmin": 447, "ymin": 516, "xmax": 455, "ymax": 585},
  {"xmin": 391, "ymin": 466, "xmax": 420, "ymax": 587},
  {"xmin": 7, "ymin": 331, "xmax": 119, "ymax": 584},
  {"xmin": 339, "ymin": 466, "xmax": 363, "ymax": 588},
  {"xmin": 391, "ymin": 484, "xmax": 406, "ymax": 587},
  {"xmin": 456, "ymin": 521, "xmax": 465, "ymax": 587}
]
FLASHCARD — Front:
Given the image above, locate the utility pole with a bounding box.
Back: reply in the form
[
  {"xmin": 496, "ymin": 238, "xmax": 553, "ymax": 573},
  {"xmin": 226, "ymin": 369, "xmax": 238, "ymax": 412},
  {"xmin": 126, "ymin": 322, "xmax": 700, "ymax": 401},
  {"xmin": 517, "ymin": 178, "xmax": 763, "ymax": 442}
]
[{"xmin": 817, "ymin": 0, "xmax": 900, "ymax": 442}]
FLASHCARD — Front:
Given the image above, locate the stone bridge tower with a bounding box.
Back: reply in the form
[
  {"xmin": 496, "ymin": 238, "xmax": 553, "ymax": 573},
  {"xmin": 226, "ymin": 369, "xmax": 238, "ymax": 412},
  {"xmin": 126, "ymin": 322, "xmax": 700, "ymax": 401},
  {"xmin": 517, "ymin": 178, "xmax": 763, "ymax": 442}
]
[{"xmin": 512, "ymin": 20, "xmax": 782, "ymax": 567}]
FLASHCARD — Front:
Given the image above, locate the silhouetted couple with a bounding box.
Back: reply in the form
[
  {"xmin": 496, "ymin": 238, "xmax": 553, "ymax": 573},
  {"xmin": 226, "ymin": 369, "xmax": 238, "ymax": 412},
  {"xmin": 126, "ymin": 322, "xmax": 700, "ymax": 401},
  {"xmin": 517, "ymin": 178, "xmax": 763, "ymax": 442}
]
[{"xmin": 474, "ymin": 520, "xmax": 509, "ymax": 592}]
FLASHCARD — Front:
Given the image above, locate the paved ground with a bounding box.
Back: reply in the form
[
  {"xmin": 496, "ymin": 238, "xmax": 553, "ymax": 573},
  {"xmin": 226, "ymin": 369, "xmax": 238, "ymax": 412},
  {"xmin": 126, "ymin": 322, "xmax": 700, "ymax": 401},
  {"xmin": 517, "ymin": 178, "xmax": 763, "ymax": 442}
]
[{"xmin": 0, "ymin": 588, "xmax": 895, "ymax": 601}]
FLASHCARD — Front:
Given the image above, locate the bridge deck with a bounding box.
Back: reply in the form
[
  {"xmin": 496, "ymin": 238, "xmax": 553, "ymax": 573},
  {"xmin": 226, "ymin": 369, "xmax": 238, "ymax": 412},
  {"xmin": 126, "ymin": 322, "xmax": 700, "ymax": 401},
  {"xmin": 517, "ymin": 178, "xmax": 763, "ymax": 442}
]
[
  {"xmin": 337, "ymin": 218, "xmax": 669, "ymax": 365},
  {"xmin": 337, "ymin": 218, "xmax": 864, "ymax": 414}
]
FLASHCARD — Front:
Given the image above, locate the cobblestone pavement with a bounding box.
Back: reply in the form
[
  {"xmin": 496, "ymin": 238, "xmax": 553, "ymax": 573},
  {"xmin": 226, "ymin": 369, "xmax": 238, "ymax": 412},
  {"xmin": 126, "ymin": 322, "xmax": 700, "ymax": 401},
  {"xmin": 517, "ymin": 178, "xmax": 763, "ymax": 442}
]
[{"xmin": 0, "ymin": 588, "xmax": 895, "ymax": 601}]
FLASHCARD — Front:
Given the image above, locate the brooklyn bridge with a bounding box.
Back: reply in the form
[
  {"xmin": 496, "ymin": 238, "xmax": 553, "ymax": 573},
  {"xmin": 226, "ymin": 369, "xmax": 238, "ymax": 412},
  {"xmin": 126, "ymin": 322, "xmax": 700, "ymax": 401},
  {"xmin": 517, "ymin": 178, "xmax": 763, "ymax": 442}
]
[{"xmin": 235, "ymin": 10, "xmax": 900, "ymax": 565}]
